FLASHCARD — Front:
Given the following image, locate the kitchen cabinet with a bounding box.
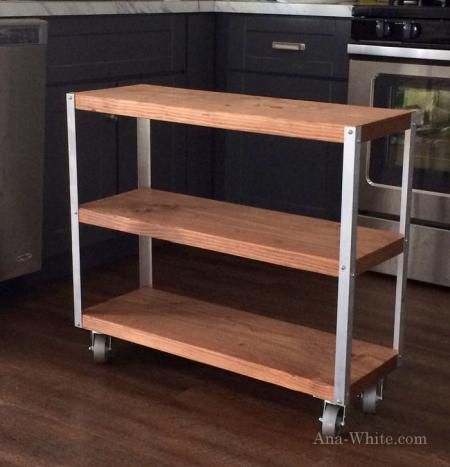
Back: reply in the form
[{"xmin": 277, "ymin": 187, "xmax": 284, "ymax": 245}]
[
  {"xmin": 43, "ymin": 14, "xmax": 215, "ymax": 261},
  {"xmin": 215, "ymin": 14, "xmax": 351, "ymax": 220},
  {"xmin": 46, "ymin": 15, "xmax": 186, "ymax": 83}
]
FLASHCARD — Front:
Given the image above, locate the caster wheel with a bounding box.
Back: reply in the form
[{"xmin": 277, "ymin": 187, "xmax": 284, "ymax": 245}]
[
  {"xmin": 321, "ymin": 404, "xmax": 344, "ymax": 437},
  {"xmin": 90, "ymin": 334, "xmax": 111, "ymax": 364},
  {"xmin": 362, "ymin": 384, "xmax": 379, "ymax": 414}
]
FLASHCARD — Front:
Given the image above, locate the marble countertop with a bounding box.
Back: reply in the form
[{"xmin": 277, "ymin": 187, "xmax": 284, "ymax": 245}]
[
  {"xmin": 0, "ymin": 0, "xmax": 354, "ymax": 18},
  {"xmin": 212, "ymin": 1, "xmax": 353, "ymax": 16}
]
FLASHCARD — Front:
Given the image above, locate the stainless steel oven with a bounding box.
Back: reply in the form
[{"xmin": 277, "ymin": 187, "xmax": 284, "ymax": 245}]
[{"xmin": 348, "ymin": 6, "xmax": 450, "ymax": 287}]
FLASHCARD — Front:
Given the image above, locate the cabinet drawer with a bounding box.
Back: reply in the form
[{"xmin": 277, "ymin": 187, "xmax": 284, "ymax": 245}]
[
  {"xmin": 226, "ymin": 15, "xmax": 350, "ymax": 79},
  {"xmin": 47, "ymin": 15, "xmax": 186, "ymax": 83}
]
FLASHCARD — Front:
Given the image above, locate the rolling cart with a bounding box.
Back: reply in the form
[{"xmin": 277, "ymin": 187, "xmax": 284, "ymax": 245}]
[{"xmin": 66, "ymin": 85, "xmax": 415, "ymax": 436}]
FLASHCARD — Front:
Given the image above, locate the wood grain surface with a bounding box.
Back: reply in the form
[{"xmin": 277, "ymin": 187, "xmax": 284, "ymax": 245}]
[
  {"xmin": 82, "ymin": 286, "xmax": 397, "ymax": 401},
  {"xmin": 73, "ymin": 84, "xmax": 412, "ymax": 143},
  {"xmin": 79, "ymin": 188, "xmax": 404, "ymax": 277}
]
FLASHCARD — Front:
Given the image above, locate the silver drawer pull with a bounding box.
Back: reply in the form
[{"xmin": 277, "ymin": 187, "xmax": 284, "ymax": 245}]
[{"xmin": 272, "ymin": 41, "xmax": 306, "ymax": 52}]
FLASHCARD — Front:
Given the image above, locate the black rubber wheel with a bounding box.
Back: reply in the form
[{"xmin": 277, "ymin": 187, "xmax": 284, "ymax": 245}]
[
  {"xmin": 362, "ymin": 385, "xmax": 378, "ymax": 414},
  {"xmin": 321, "ymin": 404, "xmax": 343, "ymax": 437},
  {"xmin": 92, "ymin": 334, "xmax": 110, "ymax": 364}
]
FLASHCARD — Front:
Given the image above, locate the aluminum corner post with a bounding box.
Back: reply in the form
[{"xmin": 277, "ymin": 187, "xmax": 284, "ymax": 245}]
[
  {"xmin": 393, "ymin": 115, "xmax": 416, "ymax": 361},
  {"xmin": 66, "ymin": 93, "xmax": 82, "ymax": 328},
  {"xmin": 137, "ymin": 118, "xmax": 153, "ymax": 288},
  {"xmin": 334, "ymin": 126, "xmax": 362, "ymax": 406}
]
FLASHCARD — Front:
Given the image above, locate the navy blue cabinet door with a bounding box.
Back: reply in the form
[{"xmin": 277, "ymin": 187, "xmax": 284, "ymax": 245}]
[{"xmin": 215, "ymin": 15, "xmax": 351, "ymax": 221}]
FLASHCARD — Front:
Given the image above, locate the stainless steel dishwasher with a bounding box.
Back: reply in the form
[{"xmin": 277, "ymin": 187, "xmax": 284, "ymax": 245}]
[{"xmin": 0, "ymin": 19, "xmax": 47, "ymax": 281}]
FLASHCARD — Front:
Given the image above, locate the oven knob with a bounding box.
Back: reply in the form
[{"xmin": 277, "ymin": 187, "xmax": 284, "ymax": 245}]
[
  {"xmin": 402, "ymin": 22, "xmax": 421, "ymax": 40},
  {"xmin": 375, "ymin": 20, "xmax": 392, "ymax": 39}
]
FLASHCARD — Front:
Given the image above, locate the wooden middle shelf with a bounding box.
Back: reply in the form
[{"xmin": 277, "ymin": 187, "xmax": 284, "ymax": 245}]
[
  {"xmin": 82, "ymin": 287, "xmax": 398, "ymax": 401},
  {"xmin": 79, "ymin": 188, "xmax": 404, "ymax": 277}
]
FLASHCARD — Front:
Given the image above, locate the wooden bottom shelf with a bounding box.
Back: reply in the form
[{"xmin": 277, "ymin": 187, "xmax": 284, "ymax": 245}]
[{"xmin": 83, "ymin": 287, "xmax": 397, "ymax": 401}]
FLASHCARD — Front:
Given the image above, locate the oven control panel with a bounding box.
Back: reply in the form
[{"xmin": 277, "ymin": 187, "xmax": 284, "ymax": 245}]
[
  {"xmin": 373, "ymin": 20, "xmax": 421, "ymax": 40},
  {"xmin": 351, "ymin": 17, "xmax": 450, "ymax": 48}
]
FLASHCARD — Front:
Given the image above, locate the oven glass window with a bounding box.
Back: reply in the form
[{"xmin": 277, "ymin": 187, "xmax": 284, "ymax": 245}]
[{"xmin": 370, "ymin": 75, "xmax": 450, "ymax": 195}]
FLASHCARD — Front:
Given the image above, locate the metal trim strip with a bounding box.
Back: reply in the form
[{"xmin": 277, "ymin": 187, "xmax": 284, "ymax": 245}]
[{"xmin": 347, "ymin": 43, "xmax": 450, "ymax": 62}]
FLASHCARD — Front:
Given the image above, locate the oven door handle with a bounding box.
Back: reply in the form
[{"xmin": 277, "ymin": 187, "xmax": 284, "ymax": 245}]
[{"xmin": 347, "ymin": 43, "xmax": 450, "ymax": 62}]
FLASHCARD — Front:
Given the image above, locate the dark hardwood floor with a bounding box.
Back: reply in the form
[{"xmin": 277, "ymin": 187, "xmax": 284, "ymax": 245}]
[{"xmin": 1, "ymin": 243, "xmax": 449, "ymax": 466}]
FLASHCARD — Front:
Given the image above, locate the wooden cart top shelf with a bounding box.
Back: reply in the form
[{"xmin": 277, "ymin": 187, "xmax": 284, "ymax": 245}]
[
  {"xmin": 79, "ymin": 188, "xmax": 403, "ymax": 277},
  {"xmin": 73, "ymin": 84, "xmax": 413, "ymax": 143}
]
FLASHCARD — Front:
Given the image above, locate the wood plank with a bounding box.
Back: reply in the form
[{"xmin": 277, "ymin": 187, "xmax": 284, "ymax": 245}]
[
  {"xmin": 82, "ymin": 287, "xmax": 398, "ymax": 401},
  {"xmin": 78, "ymin": 188, "xmax": 404, "ymax": 277},
  {"xmin": 74, "ymin": 84, "xmax": 412, "ymax": 143}
]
